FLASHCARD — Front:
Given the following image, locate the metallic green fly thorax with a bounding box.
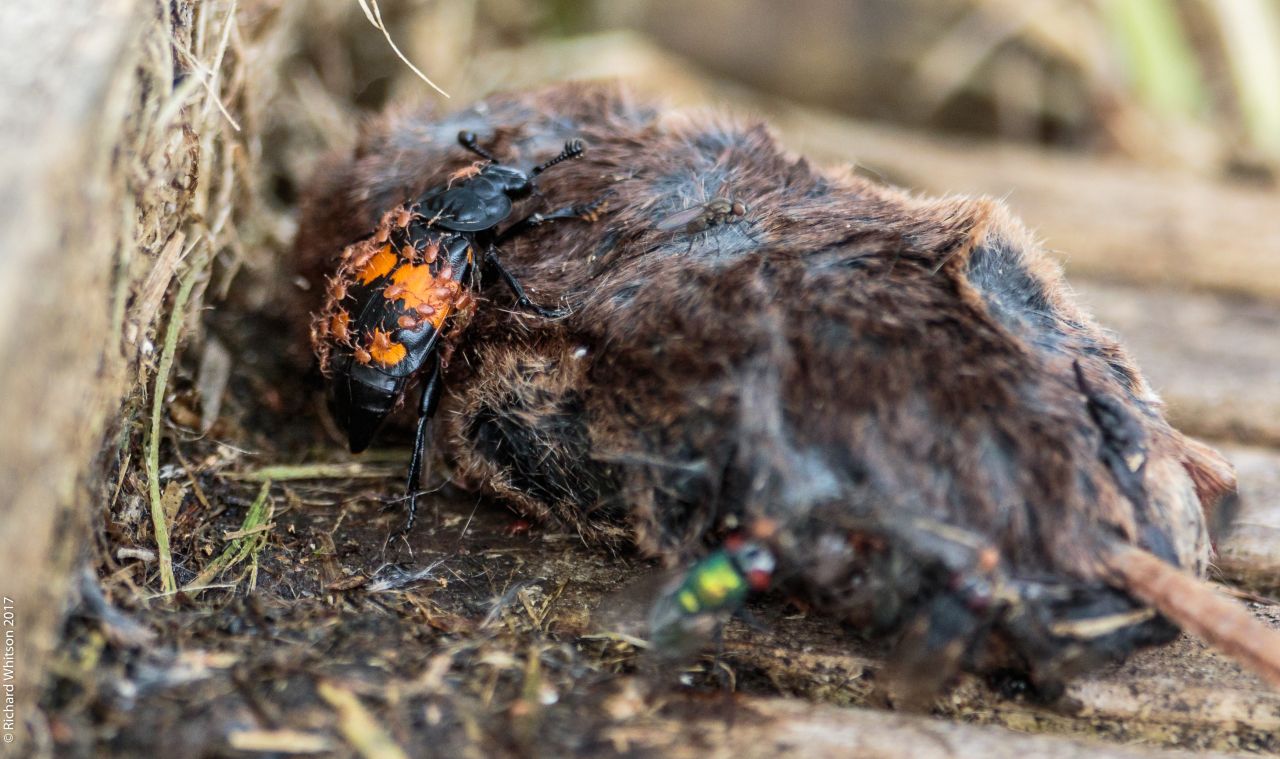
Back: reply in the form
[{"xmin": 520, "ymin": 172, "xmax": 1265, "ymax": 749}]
[{"xmin": 645, "ymin": 540, "xmax": 776, "ymax": 658}]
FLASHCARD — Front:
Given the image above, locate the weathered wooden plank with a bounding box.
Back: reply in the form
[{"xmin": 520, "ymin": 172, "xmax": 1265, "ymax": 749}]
[
  {"xmin": 606, "ymin": 691, "xmax": 1244, "ymax": 759},
  {"xmin": 0, "ymin": 0, "xmax": 141, "ymax": 741},
  {"xmin": 1072, "ymin": 280, "xmax": 1280, "ymax": 448},
  {"xmin": 1214, "ymin": 446, "xmax": 1280, "ymax": 589}
]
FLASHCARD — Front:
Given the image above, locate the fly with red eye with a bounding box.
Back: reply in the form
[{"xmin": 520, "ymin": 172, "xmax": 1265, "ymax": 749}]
[{"xmin": 310, "ymin": 130, "xmax": 604, "ymax": 536}]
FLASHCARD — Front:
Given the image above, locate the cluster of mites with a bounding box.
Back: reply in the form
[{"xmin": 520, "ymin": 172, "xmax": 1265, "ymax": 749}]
[{"xmin": 310, "ymin": 204, "xmax": 474, "ymax": 375}]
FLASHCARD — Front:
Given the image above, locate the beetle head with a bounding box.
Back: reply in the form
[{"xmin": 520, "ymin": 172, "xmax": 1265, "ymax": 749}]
[{"xmin": 480, "ymin": 164, "xmax": 535, "ymax": 198}]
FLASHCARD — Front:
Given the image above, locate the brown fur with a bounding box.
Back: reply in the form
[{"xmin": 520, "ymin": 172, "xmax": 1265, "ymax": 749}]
[{"xmin": 294, "ymin": 83, "xmax": 1267, "ymax": 691}]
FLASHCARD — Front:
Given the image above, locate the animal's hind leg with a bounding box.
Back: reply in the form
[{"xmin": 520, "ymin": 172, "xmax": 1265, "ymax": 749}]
[{"xmin": 395, "ymin": 352, "xmax": 443, "ymax": 537}]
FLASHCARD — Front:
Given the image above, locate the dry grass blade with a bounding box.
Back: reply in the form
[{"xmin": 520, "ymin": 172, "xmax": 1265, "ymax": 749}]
[
  {"xmin": 317, "ymin": 680, "xmax": 410, "ymax": 759},
  {"xmin": 355, "ymin": 0, "xmax": 450, "ymax": 99},
  {"xmin": 1202, "ymin": 0, "xmax": 1280, "ymax": 162},
  {"xmin": 227, "ymin": 729, "xmax": 333, "ymax": 753},
  {"xmin": 228, "ymin": 462, "xmax": 403, "ymax": 481},
  {"xmin": 196, "ymin": 336, "xmax": 232, "ymax": 434}
]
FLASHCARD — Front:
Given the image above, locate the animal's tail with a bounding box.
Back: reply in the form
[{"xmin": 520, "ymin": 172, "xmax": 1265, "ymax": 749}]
[{"xmin": 1101, "ymin": 540, "xmax": 1280, "ymax": 688}]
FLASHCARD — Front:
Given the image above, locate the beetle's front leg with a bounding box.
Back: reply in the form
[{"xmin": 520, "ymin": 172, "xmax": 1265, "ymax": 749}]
[
  {"xmin": 494, "ymin": 198, "xmax": 608, "ymax": 245},
  {"xmin": 484, "ymin": 244, "xmax": 570, "ymax": 318}
]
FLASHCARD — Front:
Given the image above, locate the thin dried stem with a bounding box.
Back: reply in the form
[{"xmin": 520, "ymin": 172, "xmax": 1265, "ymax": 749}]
[
  {"xmin": 1102, "ymin": 541, "xmax": 1280, "ymax": 689},
  {"xmin": 356, "ymin": 0, "xmax": 451, "ymax": 99}
]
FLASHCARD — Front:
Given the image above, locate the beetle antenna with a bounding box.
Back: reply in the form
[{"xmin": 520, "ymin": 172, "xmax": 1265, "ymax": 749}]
[
  {"xmin": 532, "ymin": 138, "xmax": 585, "ymax": 176},
  {"xmin": 457, "ymin": 130, "xmax": 498, "ymax": 163}
]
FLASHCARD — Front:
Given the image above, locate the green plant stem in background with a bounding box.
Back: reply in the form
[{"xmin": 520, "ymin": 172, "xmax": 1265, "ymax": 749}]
[
  {"xmin": 1098, "ymin": 0, "xmax": 1206, "ymax": 119},
  {"xmin": 1205, "ymin": 0, "xmax": 1280, "ymax": 161},
  {"xmin": 146, "ymin": 244, "xmax": 207, "ymax": 595}
]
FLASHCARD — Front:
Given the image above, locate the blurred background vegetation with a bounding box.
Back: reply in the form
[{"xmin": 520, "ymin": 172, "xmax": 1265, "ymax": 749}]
[{"xmin": 279, "ymin": 0, "xmax": 1280, "ymax": 181}]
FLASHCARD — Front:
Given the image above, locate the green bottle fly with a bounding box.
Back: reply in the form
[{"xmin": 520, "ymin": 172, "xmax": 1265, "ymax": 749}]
[{"xmin": 646, "ymin": 538, "xmax": 775, "ymax": 657}]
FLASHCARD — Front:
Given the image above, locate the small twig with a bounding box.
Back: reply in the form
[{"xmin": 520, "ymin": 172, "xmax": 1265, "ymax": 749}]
[
  {"xmin": 145, "ymin": 582, "xmax": 238, "ymax": 600},
  {"xmin": 116, "ymin": 547, "xmax": 157, "ymax": 563},
  {"xmin": 579, "ymin": 632, "xmax": 652, "ymax": 650},
  {"xmin": 222, "ymin": 523, "xmax": 274, "ymax": 540},
  {"xmin": 228, "ymin": 462, "xmax": 402, "ymax": 481},
  {"xmin": 227, "ymin": 729, "xmax": 333, "ymax": 754}
]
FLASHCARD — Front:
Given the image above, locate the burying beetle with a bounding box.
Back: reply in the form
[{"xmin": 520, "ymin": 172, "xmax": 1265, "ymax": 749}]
[
  {"xmin": 309, "ymin": 130, "xmax": 602, "ymax": 534},
  {"xmin": 295, "ymin": 83, "xmax": 1280, "ymax": 698}
]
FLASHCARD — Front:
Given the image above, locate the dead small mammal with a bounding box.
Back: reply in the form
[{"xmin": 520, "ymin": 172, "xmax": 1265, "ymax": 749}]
[{"xmin": 294, "ymin": 82, "xmax": 1280, "ymax": 697}]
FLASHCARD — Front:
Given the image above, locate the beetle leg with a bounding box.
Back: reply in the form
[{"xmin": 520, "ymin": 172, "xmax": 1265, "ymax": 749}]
[
  {"xmin": 393, "ymin": 352, "xmax": 443, "ymax": 538},
  {"xmin": 484, "ymin": 244, "xmax": 570, "ymax": 318},
  {"xmin": 494, "ymin": 197, "xmax": 608, "ymax": 245}
]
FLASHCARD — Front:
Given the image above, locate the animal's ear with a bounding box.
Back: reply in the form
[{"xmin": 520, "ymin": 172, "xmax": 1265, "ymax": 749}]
[{"xmin": 1178, "ymin": 435, "xmax": 1238, "ymax": 534}]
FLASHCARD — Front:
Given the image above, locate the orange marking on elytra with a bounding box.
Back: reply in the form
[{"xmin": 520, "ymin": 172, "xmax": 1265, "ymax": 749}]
[
  {"xmin": 357, "ymin": 244, "xmax": 397, "ymax": 285},
  {"xmin": 368, "ymin": 329, "xmax": 407, "ymax": 366},
  {"xmin": 384, "ymin": 264, "xmax": 456, "ymax": 331}
]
